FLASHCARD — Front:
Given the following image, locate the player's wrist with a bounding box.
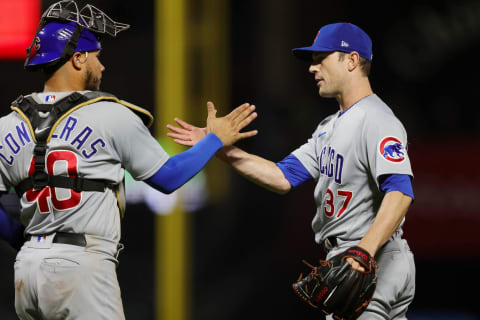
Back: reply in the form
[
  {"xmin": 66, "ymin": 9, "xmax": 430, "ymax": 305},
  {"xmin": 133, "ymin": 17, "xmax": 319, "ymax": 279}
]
[
  {"xmin": 215, "ymin": 145, "xmax": 233, "ymax": 161},
  {"xmin": 356, "ymin": 242, "xmax": 377, "ymax": 258},
  {"xmin": 204, "ymin": 132, "xmax": 223, "ymax": 146}
]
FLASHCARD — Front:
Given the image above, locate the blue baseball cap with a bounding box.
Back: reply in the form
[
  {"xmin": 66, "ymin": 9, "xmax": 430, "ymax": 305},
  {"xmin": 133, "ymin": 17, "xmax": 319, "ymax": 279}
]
[
  {"xmin": 292, "ymin": 23, "xmax": 373, "ymax": 62},
  {"xmin": 26, "ymin": 21, "xmax": 102, "ymax": 68}
]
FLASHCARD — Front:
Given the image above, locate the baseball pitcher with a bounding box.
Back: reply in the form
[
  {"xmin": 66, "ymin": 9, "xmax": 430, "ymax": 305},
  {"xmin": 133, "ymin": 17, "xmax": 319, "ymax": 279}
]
[{"xmin": 167, "ymin": 23, "xmax": 416, "ymax": 320}]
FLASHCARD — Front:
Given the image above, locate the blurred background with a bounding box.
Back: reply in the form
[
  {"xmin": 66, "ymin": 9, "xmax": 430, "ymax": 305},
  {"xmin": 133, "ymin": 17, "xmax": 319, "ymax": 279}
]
[{"xmin": 0, "ymin": 0, "xmax": 479, "ymax": 319}]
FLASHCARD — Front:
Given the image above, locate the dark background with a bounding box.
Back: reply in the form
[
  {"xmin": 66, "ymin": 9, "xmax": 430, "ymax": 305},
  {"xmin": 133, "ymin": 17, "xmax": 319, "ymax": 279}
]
[{"xmin": 1, "ymin": 0, "xmax": 479, "ymax": 319}]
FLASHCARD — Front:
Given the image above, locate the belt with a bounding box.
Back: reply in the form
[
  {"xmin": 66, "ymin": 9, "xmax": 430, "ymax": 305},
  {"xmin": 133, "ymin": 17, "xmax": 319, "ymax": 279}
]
[
  {"xmin": 323, "ymin": 233, "xmax": 400, "ymax": 254},
  {"xmin": 27, "ymin": 232, "xmax": 87, "ymax": 247},
  {"xmin": 323, "ymin": 237, "xmax": 338, "ymax": 252}
]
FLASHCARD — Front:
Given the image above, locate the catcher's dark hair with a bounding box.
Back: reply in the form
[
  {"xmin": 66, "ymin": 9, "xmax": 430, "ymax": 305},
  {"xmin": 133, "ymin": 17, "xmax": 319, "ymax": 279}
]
[{"xmin": 41, "ymin": 50, "xmax": 87, "ymax": 81}]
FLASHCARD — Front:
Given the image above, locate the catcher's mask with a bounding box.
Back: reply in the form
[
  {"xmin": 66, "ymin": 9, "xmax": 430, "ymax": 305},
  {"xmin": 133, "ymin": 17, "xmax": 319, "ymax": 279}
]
[{"xmin": 25, "ymin": 0, "xmax": 130, "ymax": 71}]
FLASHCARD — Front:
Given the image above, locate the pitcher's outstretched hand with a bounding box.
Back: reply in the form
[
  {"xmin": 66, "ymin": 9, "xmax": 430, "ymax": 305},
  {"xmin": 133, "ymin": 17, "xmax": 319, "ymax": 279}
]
[
  {"xmin": 167, "ymin": 118, "xmax": 207, "ymax": 146},
  {"xmin": 167, "ymin": 102, "xmax": 258, "ymax": 146}
]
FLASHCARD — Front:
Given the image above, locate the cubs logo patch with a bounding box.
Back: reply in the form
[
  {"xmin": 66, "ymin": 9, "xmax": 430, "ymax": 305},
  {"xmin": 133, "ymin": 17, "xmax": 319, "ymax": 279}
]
[{"xmin": 379, "ymin": 136, "xmax": 405, "ymax": 163}]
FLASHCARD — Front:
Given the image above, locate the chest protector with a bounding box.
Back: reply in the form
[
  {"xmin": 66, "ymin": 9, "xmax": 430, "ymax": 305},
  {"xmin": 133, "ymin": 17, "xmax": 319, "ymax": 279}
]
[{"xmin": 10, "ymin": 91, "xmax": 154, "ymax": 217}]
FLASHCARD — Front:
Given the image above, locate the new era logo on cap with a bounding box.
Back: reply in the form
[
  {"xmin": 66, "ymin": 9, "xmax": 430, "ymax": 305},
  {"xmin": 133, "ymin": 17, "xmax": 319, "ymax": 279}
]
[{"xmin": 292, "ymin": 22, "xmax": 373, "ymax": 62}]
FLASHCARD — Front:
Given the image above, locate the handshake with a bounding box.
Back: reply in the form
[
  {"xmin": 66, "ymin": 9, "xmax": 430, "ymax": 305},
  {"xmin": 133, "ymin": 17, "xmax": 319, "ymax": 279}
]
[{"xmin": 166, "ymin": 101, "xmax": 258, "ymax": 147}]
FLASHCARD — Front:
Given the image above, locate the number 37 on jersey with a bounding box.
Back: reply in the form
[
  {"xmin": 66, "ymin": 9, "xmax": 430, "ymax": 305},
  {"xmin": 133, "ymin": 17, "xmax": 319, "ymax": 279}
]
[{"xmin": 323, "ymin": 188, "xmax": 353, "ymax": 218}]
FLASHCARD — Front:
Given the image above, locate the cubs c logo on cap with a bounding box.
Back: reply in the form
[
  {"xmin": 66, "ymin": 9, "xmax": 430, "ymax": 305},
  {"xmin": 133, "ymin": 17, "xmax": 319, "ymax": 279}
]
[
  {"xmin": 379, "ymin": 136, "xmax": 405, "ymax": 163},
  {"xmin": 34, "ymin": 36, "xmax": 41, "ymax": 51},
  {"xmin": 313, "ymin": 30, "xmax": 321, "ymax": 43}
]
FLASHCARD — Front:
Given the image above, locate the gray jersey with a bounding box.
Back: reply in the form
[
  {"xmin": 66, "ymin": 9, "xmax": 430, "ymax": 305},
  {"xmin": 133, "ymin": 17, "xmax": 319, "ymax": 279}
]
[
  {"xmin": 0, "ymin": 91, "xmax": 169, "ymax": 243},
  {"xmin": 292, "ymin": 94, "xmax": 412, "ymax": 245}
]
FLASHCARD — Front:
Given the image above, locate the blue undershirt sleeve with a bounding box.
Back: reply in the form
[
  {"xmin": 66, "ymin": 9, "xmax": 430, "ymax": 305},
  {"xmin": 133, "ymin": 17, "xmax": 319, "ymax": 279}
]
[
  {"xmin": 378, "ymin": 174, "xmax": 414, "ymax": 200},
  {"xmin": 0, "ymin": 197, "xmax": 25, "ymax": 250},
  {"xmin": 276, "ymin": 154, "xmax": 313, "ymax": 188},
  {"xmin": 145, "ymin": 133, "xmax": 223, "ymax": 194}
]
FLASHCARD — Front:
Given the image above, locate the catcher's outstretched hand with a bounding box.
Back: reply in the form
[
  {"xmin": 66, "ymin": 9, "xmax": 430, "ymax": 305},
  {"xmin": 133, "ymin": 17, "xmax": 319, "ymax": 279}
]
[
  {"xmin": 207, "ymin": 101, "xmax": 257, "ymax": 147},
  {"xmin": 167, "ymin": 102, "xmax": 258, "ymax": 147},
  {"xmin": 206, "ymin": 101, "xmax": 258, "ymax": 146}
]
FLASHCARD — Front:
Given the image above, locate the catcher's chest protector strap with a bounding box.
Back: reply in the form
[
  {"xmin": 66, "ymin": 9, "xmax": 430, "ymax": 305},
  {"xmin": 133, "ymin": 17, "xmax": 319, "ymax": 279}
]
[{"xmin": 10, "ymin": 91, "xmax": 152, "ymax": 199}]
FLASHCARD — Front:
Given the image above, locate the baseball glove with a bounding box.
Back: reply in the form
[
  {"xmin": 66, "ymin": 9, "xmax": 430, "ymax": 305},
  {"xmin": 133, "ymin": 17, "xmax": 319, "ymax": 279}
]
[{"xmin": 292, "ymin": 246, "xmax": 377, "ymax": 320}]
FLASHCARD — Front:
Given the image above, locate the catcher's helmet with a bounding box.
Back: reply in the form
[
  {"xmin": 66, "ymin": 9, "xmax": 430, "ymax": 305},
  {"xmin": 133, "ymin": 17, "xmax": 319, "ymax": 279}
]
[
  {"xmin": 25, "ymin": 0, "xmax": 130, "ymax": 71},
  {"xmin": 26, "ymin": 21, "xmax": 101, "ymax": 69}
]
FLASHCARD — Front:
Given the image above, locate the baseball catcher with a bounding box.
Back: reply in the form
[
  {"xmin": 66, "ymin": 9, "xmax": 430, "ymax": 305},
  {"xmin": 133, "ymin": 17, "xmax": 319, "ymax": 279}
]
[
  {"xmin": 292, "ymin": 246, "xmax": 377, "ymax": 320},
  {"xmin": 3, "ymin": 1, "xmax": 258, "ymax": 319}
]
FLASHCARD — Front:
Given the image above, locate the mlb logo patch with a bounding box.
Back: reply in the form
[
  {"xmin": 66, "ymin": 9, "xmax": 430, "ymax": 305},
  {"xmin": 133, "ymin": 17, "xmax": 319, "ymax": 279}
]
[
  {"xmin": 45, "ymin": 95, "xmax": 56, "ymax": 103},
  {"xmin": 379, "ymin": 136, "xmax": 405, "ymax": 163}
]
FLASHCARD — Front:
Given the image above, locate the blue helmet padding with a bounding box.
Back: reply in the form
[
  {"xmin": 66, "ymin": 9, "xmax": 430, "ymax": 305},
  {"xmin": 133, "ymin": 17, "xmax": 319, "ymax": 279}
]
[{"xmin": 27, "ymin": 21, "xmax": 101, "ymax": 67}]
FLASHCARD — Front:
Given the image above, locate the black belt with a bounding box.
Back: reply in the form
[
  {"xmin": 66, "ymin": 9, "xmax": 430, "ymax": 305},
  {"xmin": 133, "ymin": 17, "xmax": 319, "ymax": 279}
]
[
  {"xmin": 28, "ymin": 232, "xmax": 87, "ymax": 247},
  {"xmin": 323, "ymin": 237, "xmax": 338, "ymax": 252}
]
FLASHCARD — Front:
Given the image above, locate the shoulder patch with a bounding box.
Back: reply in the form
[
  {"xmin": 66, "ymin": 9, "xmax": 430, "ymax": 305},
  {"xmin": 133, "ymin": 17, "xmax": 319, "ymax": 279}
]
[{"xmin": 378, "ymin": 136, "xmax": 406, "ymax": 163}]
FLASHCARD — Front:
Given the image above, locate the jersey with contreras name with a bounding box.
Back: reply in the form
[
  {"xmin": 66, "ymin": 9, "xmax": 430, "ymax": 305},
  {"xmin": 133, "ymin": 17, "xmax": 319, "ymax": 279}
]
[
  {"xmin": 292, "ymin": 94, "xmax": 412, "ymax": 245},
  {"xmin": 0, "ymin": 91, "xmax": 169, "ymax": 243}
]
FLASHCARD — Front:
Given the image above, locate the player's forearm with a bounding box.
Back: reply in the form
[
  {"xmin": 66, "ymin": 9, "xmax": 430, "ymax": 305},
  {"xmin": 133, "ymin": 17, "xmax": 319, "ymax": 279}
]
[
  {"xmin": 216, "ymin": 146, "xmax": 291, "ymax": 194},
  {"xmin": 358, "ymin": 191, "xmax": 412, "ymax": 257},
  {"xmin": 145, "ymin": 133, "xmax": 222, "ymax": 194}
]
